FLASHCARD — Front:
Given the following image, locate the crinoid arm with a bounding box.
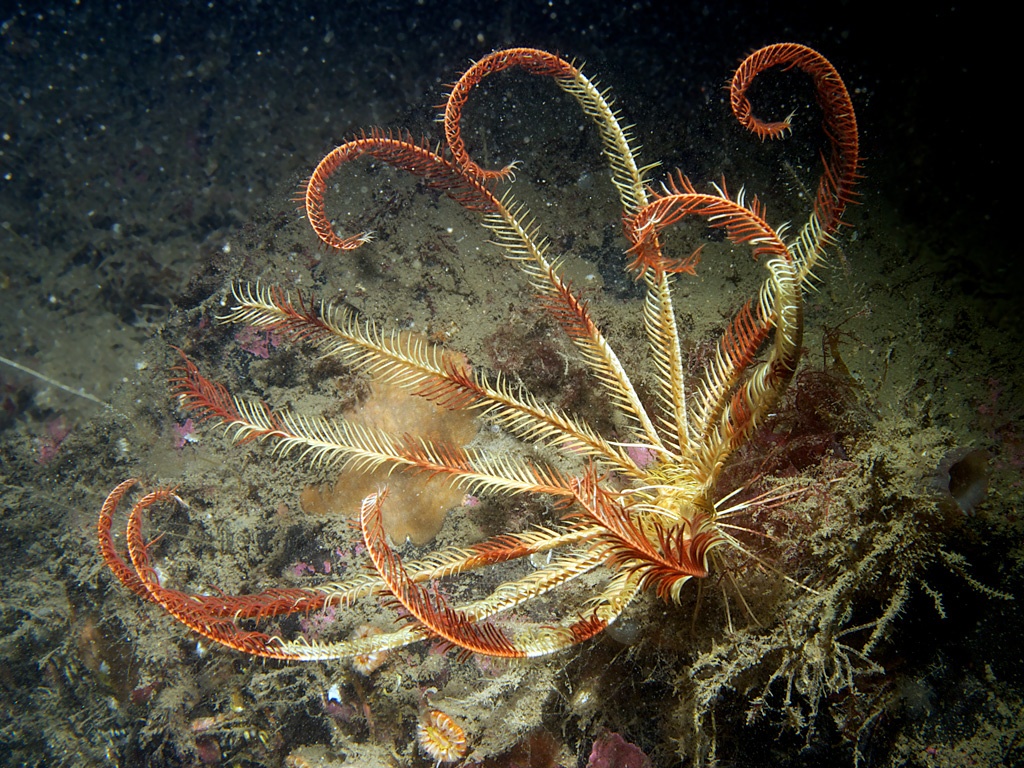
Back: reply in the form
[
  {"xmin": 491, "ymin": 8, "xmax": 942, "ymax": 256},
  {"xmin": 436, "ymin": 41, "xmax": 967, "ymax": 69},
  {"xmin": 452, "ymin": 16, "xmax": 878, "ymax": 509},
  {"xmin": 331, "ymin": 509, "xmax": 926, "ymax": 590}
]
[
  {"xmin": 99, "ymin": 479, "xmax": 630, "ymax": 661},
  {"xmin": 444, "ymin": 47, "xmax": 651, "ymax": 217},
  {"xmin": 170, "ymin": 347, "xmax": 583, "ymax": 499},
  {"xmin": 441, "ymin": 48, "xmax": 679, "ymax": 453},
  {"xmin": 98, "ymin": 478, "xmax": 160, "ymax": 601},
  {"xmin": 730, "ymin": 43, "xmax": 860, "ymax": 281},
  {"xmin": 300, "ymin": 129, "xmax": 499, "ymax": 252},
  {"xmin": 352, "ymin": 487, "xmax": 643, "ymax": 658},
  {"xmin": 98, "ymin": 482, "xmax": 331, "ymax": 660},
  {"xmin": 217, "ymin": 282, "xmax": 643, "ymax": 475},
  {"xmin": 625, "ymin": 176, "xmax": 802, "ymax": 489}
]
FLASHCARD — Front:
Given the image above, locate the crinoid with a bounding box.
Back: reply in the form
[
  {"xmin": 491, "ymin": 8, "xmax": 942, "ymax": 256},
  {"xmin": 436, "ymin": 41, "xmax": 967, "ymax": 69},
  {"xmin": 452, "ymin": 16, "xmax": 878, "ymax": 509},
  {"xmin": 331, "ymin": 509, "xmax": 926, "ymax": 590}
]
[{"xmin": 98, "ymin": 45, "xmax": 859, "ymax": 662}]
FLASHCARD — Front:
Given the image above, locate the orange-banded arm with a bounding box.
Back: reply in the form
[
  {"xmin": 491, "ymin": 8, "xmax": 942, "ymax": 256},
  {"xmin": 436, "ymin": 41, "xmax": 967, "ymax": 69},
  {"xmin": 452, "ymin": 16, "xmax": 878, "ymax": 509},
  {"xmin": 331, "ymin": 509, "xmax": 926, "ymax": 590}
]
[
  {"xmin": 730, "ymin": 43, "xmax": 860, "ymax": 274},
  {"xmin": 299, "ymin": 128, "xmax": 499, "ymax": 251},
  {"xmin": 99, "ymin": 483, "xmax": 328, "ymax": 660},
  {"xmin": 444, "ymin": 48, "xmax": 579, "ymax": 182}
]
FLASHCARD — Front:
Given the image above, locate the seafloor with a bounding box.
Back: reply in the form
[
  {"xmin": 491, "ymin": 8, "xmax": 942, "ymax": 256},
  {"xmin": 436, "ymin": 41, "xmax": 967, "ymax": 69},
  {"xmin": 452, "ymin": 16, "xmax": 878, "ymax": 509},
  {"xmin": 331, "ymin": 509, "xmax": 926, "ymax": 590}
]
[{"xmin": 1, "ymin": 3, "xmax": 1021, "ymax": 767}]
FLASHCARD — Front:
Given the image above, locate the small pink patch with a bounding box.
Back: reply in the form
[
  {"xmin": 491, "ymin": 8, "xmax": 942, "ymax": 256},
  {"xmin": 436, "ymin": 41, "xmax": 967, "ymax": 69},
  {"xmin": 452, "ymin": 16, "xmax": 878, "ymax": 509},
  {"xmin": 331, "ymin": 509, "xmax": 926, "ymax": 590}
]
[
  {"xmin": 626, "ymin": 444, "xmax": 658, "ymax": 469},
  {"xmin": 235, "ymin": 326, "xmax": 282, "ymax": 358},
  {"xmin": 35, "ymin": 416, "xmax": 71, "ymax": 464},
  {"xmin": 195, "ymin": 736, "xmax": 221, "ymax": 765},
  {"xmin": 173, "ymin": 418, "xmax": 198, "ymax": 448},
  {"xmin": 587, "ymin": 733, "xmax": 652, "ymax": 768}
]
